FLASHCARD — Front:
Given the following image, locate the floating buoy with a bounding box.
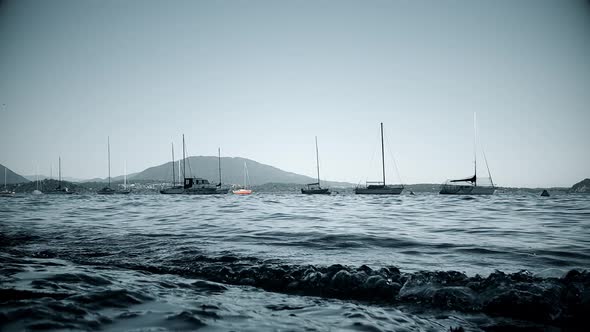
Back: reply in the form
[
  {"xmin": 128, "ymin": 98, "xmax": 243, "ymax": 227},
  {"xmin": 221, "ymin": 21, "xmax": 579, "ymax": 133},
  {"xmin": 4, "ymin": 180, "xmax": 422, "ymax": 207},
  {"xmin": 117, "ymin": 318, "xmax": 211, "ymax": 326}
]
[{"xmin": 541, "ymin": 190, "xmax": 550, "ymax": 197}]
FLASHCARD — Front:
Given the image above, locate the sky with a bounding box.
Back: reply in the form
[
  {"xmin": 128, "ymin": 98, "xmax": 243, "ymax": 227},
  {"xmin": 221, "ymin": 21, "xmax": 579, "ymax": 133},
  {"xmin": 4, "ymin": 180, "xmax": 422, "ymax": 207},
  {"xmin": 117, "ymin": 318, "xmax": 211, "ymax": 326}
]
[{"xmin": 1, "ymin": 0, "xmax": 589, "ymax": 187}]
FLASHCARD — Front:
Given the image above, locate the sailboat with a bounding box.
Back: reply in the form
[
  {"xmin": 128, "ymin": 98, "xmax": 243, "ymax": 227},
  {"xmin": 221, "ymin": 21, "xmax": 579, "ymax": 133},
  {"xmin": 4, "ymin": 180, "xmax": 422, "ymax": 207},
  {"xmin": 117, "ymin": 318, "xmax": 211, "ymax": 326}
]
[
  {"xmin": 440, "ymin": 113, "xmax": 495, "ymax": 195},
  {"xmin": 32, "ymin": 164, "xmax": 42, "ymax": 195},
  {"xmin": 355, "ymin": 123, "xmax": 404, "ymax": 195},
  {"xmin": 46, "ymin": 157, "xmax": 73, "ymax": 194},
  {"xmin": 233, "ymin": 162, "xmax": 253, "ymax": 195},
  {"xmin": 160, "ymin": 141, "xmax": 184, "ymax": 194},
  {"xmin": 184, "ymin": 147, "xmax": 228, "ymax": 195},
  {"xmin": 0, "ymin": 166, "xmax": 15, "ymax": 197},
  {"xmin": 301, "ymin": 136, "xmax": 330, "ymax": 195},
  {"xmin": 117, "ymin": 161, "xmax": 131, "ymax": 194},
  {"xmin": 98, "ymin": 137, "xmax": 116, "ymax": 195}
]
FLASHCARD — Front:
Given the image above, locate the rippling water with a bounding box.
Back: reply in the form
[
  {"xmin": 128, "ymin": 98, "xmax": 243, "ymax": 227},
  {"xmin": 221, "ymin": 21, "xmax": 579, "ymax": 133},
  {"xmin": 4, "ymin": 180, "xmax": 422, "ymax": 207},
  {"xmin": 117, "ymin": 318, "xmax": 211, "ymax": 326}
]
[{"xmin": 1, "ymin": 193, "xmax": 589, "ymax": 331}]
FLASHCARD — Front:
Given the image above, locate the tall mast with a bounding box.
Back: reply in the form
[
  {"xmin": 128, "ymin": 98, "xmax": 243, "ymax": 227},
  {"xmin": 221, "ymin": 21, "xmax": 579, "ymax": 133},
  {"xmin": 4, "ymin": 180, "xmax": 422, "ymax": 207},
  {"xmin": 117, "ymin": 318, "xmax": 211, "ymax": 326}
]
[
  {"xmin": 124, "ymin": 161, "xmax": 127, "ymax": 188},
  {"xmin": 182, "ymin": 134, "xmax": 186, "ymax": 179},
  {"xmin": 107, "ymin": 136, "xmax": 111, "ymax": 187},
  {"xmin": 171, "ymin": 142, "xmax": 175, "ymax": 186},
  {"xmin": 59, "ymin": 157, "xmax": 61, "ymax": 187},
  {"xmin": 218, "ymin": 147, "xmax": 222, "ymax": 186},
  {"xmin": 4, "ymin": 167, "xmax": 6, "ymax": 190},
  {"xmin": 243, "ymin": 162, "xmax": 247, "ymax": 188},
  {"xmin": 315, "ymin": 136, "xmax": 320, "ymax": 185},
  {"xmin": 473, "ymin": 112, "xmax": 477, "ymax": 186},
  {"xmin": 381, "ymin": 122, "xmax": 386, "ymax": 185}
]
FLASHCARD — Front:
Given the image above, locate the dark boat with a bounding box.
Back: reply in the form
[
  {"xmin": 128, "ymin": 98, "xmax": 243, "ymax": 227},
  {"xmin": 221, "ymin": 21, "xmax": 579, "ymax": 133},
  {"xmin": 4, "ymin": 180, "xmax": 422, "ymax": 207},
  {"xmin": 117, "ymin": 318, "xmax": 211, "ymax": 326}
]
[
  {"xmin": 440, "ymin": 113, "xmax": 495, "ymax": 195},
  {"xmin": 46, "ymin": 157, "xmax": 74, "ymax": 195},
  {"xmin": 355, "ymin": 123, "xmax": 404, "ymax": 195},
  {"xmin": 98, "ymin": 137, "xmax": 116, "ymax": 195},
  {"xmin": 184, "ymin": 148, "xmax": 228, "ymax": 195},
  {"xmin": 302, "ymin": 136, "xmax": 331, "ymax": 195}
]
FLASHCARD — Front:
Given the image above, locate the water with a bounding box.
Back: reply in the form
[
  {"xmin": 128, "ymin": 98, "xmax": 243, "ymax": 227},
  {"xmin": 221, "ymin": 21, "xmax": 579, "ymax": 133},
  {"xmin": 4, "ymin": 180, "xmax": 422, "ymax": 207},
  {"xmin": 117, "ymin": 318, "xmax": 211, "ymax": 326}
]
[{"xmin": 1, "ymin": 193, "xmax": 589, "ymax": 331}]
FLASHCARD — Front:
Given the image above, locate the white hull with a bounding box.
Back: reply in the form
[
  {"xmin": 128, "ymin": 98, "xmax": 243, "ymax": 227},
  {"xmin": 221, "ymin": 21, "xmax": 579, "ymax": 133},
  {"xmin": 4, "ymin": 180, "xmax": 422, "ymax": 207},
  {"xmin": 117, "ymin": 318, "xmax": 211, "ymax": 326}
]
[{"xmin": 440, "ymin": 185, "xmax": 495, "ymax": 195}]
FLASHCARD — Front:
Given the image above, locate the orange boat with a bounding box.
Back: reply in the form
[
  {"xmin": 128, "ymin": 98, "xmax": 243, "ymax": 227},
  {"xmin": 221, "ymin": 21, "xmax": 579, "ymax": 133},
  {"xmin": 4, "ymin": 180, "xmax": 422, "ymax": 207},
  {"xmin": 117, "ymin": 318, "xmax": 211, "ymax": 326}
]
[
  {"xmin": 233, "ymin": 162, "xmax": 253, "ymax": 195},
  {"xmin": 233, "ymin": 189, "xmax": 252, "ymax": 195}
]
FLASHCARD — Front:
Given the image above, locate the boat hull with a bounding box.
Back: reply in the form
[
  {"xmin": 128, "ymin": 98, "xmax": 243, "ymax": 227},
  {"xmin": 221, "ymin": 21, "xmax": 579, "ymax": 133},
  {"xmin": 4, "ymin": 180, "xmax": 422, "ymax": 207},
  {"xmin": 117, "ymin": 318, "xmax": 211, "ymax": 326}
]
[
  {"xmin": 301, "ymin": 188, "xmax": 330, "ymax": 195},
  {"xmin": 185, "ymin": 187, "xmax": 228, "ymax": 195},
  {"xmin": 233, "ymin": 189, "xmax": 252, "ymax": 195},
  {"xmin": 160, "ymin": 187, "xmax": 185, "ymax": 194},
  {"xmin": 355, "ymin": 186, "xmax": 403, "ymax": 195},
  {"xmin": 439, "ymin": 185, "xmax": 495, "ymax": 195},
  {"xmin": 97, "ymin": 187, "xmax": 116, "ymax": 195}
]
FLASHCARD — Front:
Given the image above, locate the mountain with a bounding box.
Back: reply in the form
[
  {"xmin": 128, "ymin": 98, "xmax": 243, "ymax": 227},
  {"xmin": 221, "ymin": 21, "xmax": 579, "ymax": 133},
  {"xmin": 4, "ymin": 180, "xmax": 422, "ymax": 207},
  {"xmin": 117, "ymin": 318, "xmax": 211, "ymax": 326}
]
[
  {"xmin": 0, "ymin": 164, "xmax": 30, "ymax": 184},
  {"xmin": 24, "ymin": 175, "xmax": 87, "ymax": 183},
  {"xmin": 571, "ymin": 178, "xmax": 590, "ymax": 193},
  {"xmin": 130, "ymin": 156, "xmax": 353, "ymax": 187}
]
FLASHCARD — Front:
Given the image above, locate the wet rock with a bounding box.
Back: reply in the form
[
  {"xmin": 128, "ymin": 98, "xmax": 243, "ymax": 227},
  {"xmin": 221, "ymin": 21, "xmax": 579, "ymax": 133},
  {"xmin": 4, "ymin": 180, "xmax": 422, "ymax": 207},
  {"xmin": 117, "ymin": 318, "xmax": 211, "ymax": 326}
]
[{"xmin": 432, "ymin": 286, "xmax": 478, "ymax": 310}]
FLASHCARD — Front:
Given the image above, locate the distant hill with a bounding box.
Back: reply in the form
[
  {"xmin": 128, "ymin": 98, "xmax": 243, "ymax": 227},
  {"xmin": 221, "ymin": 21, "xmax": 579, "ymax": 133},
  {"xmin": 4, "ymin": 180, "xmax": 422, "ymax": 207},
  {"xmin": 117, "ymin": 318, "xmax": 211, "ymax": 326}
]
[
  {"xmin": 23, "ymin": 175, "xmax": 87, "ymax": 183},
  {"xmin": 571, "ymin": 178, "xmax": 590, "ymax": 193},
  {"xmin": 130, "ymin": 156, "xmax": 353, "ymax": 187},
  {"xmin": 0, "ymin": 164, "xmax": 30, "ymax": 184}
]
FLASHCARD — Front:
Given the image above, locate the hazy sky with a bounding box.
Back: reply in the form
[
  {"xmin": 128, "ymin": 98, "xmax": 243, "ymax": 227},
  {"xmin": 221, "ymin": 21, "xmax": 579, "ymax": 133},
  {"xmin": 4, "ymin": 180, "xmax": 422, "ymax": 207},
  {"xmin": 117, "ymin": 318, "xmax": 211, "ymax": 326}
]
[{"xmin": 1, "ymin": 0, "xmax": 589, "ymax": 187}]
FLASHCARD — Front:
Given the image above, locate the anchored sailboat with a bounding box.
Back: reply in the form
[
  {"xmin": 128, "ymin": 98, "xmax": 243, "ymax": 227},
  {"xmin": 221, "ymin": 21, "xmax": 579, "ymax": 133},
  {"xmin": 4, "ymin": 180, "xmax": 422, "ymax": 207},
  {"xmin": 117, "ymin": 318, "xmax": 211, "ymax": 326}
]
[
  {"xmin": 32, "ymin": 164, "xmax": 42, "ymax": 195},
  {"xmin": 0, "ymin": 166, "xmax": 15, "ymax": 197},
  {"xmin": 184, "ymin": 147, "xmax": 228, "ymax": 195},
  {"xmin": 160, "ymin": 141, "xmax": 184, "ymax": 194},
  {"xmin": 355, "ymin": 123, "xmax": 404, "ymax": 195},
  {"xmin": 46, "ymin": 157, "xmax": 73, "ymax": 194},
  {"xmin": 98, "ymin": 137, "xmax": 116, "ymax": 195},
  {"xmin": 301, "ymin": 136, "xmax": 330, "ymax": 195},
  {"xmin": 233, "ymin": 162, "xmax": 253, "ymax": 195},
  {"xmin": 440, "ymin": 113, "xmax": 495, "ymax": 195}
]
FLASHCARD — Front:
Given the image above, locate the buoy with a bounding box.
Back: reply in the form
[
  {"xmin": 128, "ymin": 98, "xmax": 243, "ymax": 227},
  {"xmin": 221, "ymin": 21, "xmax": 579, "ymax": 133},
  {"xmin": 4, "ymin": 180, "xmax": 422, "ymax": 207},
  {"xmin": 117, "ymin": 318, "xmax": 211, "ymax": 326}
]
[{"xmin": 541, "ymin": 190, "xmax": 550, "ymax": 197}]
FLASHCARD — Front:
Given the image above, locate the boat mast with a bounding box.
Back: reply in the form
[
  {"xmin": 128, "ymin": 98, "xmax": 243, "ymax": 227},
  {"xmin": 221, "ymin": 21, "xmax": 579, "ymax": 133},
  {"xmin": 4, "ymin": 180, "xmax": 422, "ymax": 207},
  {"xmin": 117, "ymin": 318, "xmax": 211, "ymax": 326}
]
[
  {"xmin": 473, "ymin": 112, "xmax": 477, "ymax": 187},
  {"xmin": 315, "ymin": 136, "xmax": 321, "ymax": 186},
  {"xmin": 124, "ymin": 161, "xmax": 127, "ymax": 189},
  {"xmin": 171, "ymin": 142, "xmax": 175, "ymax": 186},
  {"xmin": 58, "ymin": 157, "xmax": 61, "ymax": 188},
  {"xmin": 218, "ymin": 147, "xmax": 222, "ymax": 186},
  {"xmin": 107, "ymin": 136, "xmax": 111, "ymax": 188},
  {"xmin": 182, "ymin": 134, "xmax": 186, "ymax": 180},
  {"xmin": 381, "ymin": 122, "xmax": 386, "ymax": 185},
  {"xmin": 243, "ymin": 162, "xmax": 247, "ymax": 189},
  {"xmin": 3, "ymin": 167, "xmax": 6, "ymax": 191}
]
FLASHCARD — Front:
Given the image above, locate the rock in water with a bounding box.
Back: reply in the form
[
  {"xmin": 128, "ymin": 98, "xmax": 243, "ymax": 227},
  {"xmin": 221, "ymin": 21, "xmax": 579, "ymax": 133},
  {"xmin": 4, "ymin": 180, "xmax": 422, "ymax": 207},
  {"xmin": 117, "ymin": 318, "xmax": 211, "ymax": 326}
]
[{"xmin": 541, "ymin": 190, "xmax": 550, "ymax": 197}]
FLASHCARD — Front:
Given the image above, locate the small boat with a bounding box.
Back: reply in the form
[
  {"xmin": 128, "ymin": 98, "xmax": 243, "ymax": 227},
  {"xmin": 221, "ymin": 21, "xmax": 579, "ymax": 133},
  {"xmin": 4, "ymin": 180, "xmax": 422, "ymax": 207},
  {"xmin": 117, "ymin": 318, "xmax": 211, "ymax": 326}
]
[
  {"xmin": 355, "ymin": 123, "xmax": 404, "ymax": 195},
  {"xmin": 233, "ymin": 162, "xmax": 253, "ymax": 195},
  {"xmin": 302, "ymin": 136, "xmax": 330, "ymax": 195},
  {"xmin": 160, "ymin": 140, "xmax": 184, "ymax": 194},
  {"xmin": 440, "ymin": 113, "xmax": 495, "ymax": 195},
  {"xmin": 32, "ymin": 165, "xmax": 42, "ymax": 195},
  {"xmin": 0, "ymin": 166, "xmax": 15, "ymax": 197},
  {"xmin": 46, "ymin": 157, "xmax": 74, "ymax": 194},
  {"xmin": 98, "ymin": 137, "xmax": 116, "ymax": 195}
]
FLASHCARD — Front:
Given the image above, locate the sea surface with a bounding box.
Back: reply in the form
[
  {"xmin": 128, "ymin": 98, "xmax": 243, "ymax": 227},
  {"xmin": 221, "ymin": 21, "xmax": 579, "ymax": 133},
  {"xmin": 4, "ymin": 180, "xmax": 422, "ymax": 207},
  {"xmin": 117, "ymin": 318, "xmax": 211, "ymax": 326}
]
[{"xmin": 1, "ymin": 192, "xmax": 589, "ymax": 331}]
